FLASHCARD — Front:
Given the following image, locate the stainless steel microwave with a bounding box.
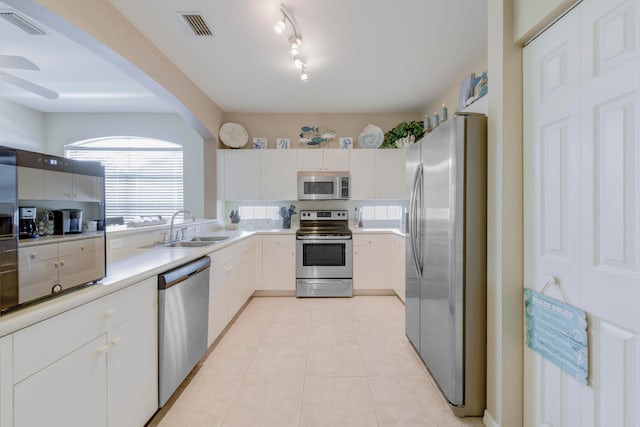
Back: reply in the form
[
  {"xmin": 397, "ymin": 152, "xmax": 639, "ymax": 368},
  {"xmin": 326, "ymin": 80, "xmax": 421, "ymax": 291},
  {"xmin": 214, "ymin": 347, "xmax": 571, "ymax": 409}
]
[{"xmin": 297, "ymin": 172, "xmax": 350, "ymax": 200}]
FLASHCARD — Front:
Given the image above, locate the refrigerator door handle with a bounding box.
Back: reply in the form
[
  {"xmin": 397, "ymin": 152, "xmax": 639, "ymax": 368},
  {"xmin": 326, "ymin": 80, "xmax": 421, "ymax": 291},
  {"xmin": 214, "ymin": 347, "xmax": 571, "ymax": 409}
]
[
  {"xmin": 409, "ymin": 164, "xmax": 423, "ymax": 279},
  {"xmin": 416, "ymin": 167, "xmax": 424, "ymax": 275}
]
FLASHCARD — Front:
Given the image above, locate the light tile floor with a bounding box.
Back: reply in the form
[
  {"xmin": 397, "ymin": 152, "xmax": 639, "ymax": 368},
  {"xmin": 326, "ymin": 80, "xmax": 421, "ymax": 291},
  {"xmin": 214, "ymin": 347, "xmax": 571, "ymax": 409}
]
[{"xmin": 149, "ymin": 296, "xmax": 485, "ymax": 427}]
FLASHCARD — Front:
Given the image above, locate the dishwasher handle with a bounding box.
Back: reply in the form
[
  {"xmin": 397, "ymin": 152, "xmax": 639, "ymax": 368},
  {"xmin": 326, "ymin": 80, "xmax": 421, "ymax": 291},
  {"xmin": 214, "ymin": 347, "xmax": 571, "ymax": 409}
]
[{"xmin": 158, "ymin": 256, "xmax": 211, "ymax": 290}]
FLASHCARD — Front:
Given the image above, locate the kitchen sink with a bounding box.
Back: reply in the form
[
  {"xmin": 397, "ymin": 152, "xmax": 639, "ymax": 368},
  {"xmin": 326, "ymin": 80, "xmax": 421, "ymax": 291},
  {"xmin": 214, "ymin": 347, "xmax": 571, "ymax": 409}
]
[
  {"xmin": 161, "ymin": 241, "xmax": 215, "ymax": 248},
  {"xmin": 190, "ymin": 235, "xmax": 231, "ymax": 242}
]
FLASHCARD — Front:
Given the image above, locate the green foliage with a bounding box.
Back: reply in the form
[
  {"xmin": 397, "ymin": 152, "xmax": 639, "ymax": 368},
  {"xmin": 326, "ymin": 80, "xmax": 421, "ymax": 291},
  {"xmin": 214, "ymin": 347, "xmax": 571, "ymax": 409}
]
[{"xmin": 382, "ymin": 120, "xmax": 425, "ymax": 148}]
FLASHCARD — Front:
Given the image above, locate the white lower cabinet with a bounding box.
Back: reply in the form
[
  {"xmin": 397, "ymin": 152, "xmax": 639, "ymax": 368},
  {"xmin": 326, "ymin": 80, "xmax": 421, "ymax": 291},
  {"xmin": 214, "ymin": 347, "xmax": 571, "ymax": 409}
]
[
  {"xmin": 14, "ymin": 335, "xmax": 107, "ymax": 427},
  {"xmin": 207, "ymin": 237, "xmax": 258, "ymax": 346},
  {"xmin": 107, "ymin": 304, "xmax": 158, "ymax": 427},
  {"xmin": 353, "ymin": 235, "xmax": 388, "ymax": 290},
  {"xmin": 387, "ymin": 234, "xmax": 406, "ymax": 301},
  {"xmin": 11, "ymin": 277, "xmax": 157, "ymax": 427},
  {"xmin": 260, "ymin": 235, "xmax": 296, "ymax": 291}
]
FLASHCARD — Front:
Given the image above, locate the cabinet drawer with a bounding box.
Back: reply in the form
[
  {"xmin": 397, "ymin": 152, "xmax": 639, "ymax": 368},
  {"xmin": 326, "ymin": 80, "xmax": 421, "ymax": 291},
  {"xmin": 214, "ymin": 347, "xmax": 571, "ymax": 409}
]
[
  {"xmin": 353, "ymin": 234, "xmax": 387, "ymax": 247},
  {"xmin": 13, "ymin": 296, "xmax": 107, "ymax": 384},
  {"xmin": 103, "ymin": 277, "xmax": 156, "ymax": 330},
  {"xmin": 19, "ymin": 244, "xmax": 58, "ymax": 263},
  {"xmin": 262, "ymin": 235, "xmax": 295, "ymax": 247},
  {"xmin": 59, "ymin": 237, "xmax": 102, "ymax": 257}
]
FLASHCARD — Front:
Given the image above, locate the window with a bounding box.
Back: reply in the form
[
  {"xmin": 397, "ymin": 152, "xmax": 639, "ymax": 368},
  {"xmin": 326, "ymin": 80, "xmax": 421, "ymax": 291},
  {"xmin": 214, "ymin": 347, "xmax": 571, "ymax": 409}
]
[
  {"xmin": 237, "ymin": 205, "xmax": 280, "ymax": 220},
  {"xmin": 361, "ymin": 204, "xmax": 403, "ymax": 220},
  {"xmin": 65, "ymin": 137, "xmax": 183, "ymax": 219}
]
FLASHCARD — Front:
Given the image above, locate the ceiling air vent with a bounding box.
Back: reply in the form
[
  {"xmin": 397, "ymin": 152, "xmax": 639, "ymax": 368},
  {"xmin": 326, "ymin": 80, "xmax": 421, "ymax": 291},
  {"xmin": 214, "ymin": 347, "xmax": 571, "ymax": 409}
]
[
  {"xmin": 179, "ymin": 13, "xmax": 214, "ymax": 37},
  {"xmin": 0, "ymin": 11, "xmax": 47, "ymax": 35}
]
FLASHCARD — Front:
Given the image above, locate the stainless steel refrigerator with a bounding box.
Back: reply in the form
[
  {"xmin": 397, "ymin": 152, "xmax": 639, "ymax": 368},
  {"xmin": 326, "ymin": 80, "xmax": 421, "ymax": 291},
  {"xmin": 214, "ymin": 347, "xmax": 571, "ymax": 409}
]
[{"xmin": 405, "ymin": 113, "xmax": 487, "ymax": 417}]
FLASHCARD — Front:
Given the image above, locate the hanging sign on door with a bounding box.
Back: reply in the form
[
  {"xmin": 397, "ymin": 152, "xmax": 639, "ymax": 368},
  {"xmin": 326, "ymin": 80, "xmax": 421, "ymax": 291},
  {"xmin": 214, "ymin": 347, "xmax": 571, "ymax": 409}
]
[{"xmin": 524, "ymin": 288, "xmax": 589, "ymax": 385}]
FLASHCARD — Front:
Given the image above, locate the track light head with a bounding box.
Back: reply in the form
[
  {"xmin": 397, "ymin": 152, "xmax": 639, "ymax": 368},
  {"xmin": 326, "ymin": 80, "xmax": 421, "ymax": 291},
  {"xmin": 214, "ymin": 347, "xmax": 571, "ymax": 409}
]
[
  {"xmin": 294, "ymin": 57, "xmax": 303, "ymax": 69},
  {"xmin": 289, "ymin": 35, "xmax": 302, "ymax": 49},
  {"xmin": 274, "ymin": 19, "xmax": 285, "ymax": 34},
  {"xmin": 300, "ymin": 66, "xmax": 308, "ymax": 82}
]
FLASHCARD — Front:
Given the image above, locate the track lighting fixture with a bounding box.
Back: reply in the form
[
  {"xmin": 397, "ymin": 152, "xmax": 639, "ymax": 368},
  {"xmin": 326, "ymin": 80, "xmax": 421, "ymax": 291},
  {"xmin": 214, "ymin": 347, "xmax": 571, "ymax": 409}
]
[{"xmin": 274, "ymin": 3, "xmax": 309, "ymax": 81}]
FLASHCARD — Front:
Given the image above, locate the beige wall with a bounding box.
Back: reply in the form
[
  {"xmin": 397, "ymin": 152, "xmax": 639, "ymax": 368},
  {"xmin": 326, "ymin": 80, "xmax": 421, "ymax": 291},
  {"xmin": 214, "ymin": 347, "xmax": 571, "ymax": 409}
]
[
  {"xmin": 486, "ymin": 0, "xmax": 523, "ymax": 425},
  {"xmin": 514, "ymin": 0, "xmax": 579, "ymax": 43},
  {"xmin": 221, "ymin": 112, "xmax": 422, "ymax": 149},
  {"xmin": 423, "ymin": 56, "xmax": 488, "ymax": 118}
]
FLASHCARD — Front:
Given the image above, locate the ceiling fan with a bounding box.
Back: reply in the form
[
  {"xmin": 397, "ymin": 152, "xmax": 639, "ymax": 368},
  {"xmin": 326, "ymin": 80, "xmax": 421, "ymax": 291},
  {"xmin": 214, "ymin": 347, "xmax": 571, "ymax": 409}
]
[{"xmin": 0, "ymin": 54, "xmax": 58, "ymax": 99}]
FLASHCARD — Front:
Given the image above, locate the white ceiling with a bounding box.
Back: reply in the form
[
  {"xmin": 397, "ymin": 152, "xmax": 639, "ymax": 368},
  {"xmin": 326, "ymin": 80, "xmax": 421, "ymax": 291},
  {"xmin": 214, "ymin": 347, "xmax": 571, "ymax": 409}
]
[
  {"xmin": 0, "ymin": 0, "xmax": 173, "ymax": 113},
  {"xmin": 0, "ymin": 0, "xmax": 487, "ymax": 114}
]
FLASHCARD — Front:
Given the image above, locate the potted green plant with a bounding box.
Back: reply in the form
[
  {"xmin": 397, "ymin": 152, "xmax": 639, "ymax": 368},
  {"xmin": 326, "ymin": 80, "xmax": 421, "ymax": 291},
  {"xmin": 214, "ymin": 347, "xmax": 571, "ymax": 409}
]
[{"xmin": 382, "ymin": 120, "xmax": 425, "ymax": 148}]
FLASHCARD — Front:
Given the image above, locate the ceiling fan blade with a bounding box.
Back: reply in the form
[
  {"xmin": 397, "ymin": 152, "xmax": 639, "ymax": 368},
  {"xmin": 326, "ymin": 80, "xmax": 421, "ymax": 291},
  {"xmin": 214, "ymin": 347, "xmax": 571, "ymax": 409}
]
[
  {"xmin": 0, "ymin": 55, "xmax": 39, "ymax": 70},
  {"xmin": 0, "ymin": 71, "xmax": 58, "ymax": 99}
]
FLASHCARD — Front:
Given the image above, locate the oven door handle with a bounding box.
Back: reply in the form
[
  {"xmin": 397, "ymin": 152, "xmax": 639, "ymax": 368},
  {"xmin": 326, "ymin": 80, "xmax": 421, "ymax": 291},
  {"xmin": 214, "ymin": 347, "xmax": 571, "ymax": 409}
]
[{"xmin": 296, "ymin": 235, "xmax": 352, "ymax": 240}]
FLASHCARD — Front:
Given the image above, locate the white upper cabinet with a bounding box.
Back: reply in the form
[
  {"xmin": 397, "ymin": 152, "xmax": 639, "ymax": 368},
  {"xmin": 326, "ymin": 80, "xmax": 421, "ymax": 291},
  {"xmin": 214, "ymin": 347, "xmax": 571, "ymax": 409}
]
[
  {"xmin": 261, "ymin": 150, "xmax": 297, "ymax": 200},
  {"xmin": 349, "ymin": 150, "xmax": 376, "ymax": 200},
  {"xmin": 224, "ymin": 150, "xmax": 261, "ymax": 200},
  {"xmin": 374, "ymin": 149, "xmax": 407, "ymax": 199},
  {"xmin": 297, "ymin": 149, "xmax": 349, "ymax": 172}
]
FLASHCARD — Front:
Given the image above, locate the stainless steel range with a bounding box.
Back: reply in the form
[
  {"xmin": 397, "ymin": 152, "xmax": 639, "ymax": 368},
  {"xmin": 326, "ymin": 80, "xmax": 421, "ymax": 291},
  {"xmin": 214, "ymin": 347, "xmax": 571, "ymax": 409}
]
[{"xmin": 296, "ymin": 210, "xmax": 353, "ymax": 297}]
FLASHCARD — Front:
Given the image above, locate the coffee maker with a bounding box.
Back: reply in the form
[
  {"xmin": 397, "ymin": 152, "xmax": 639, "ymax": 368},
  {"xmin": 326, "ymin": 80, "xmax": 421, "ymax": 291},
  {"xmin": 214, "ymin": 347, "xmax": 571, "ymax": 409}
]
[{"xmin": 19, "ymin": 207, "xmax": 38, "ymax": 239}]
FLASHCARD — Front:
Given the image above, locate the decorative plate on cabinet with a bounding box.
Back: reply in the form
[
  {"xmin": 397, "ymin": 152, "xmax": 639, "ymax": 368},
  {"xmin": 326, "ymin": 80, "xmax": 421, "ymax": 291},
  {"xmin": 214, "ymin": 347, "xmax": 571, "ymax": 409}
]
[
  {"xmin": 219, "ymin": 122, "xmax": 249, "ymax": 148},
  {"xmin": 357, "ymin": 124, "xmax": 384, "ymax": 148}
]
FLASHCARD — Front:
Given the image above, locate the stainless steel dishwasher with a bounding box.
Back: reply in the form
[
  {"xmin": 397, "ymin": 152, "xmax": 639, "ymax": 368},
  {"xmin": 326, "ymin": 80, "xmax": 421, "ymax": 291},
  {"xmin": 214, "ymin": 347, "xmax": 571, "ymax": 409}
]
[{"xmin": 158, "ymin": 256, "xmax": 210, "ymax": 407}]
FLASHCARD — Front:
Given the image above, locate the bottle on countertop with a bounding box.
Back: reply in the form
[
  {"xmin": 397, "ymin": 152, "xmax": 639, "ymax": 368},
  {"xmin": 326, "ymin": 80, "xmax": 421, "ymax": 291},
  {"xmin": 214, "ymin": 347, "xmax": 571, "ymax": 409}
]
[{"xmin": 353, "ymin": 208, "xmax": 359, "ymax": 228}]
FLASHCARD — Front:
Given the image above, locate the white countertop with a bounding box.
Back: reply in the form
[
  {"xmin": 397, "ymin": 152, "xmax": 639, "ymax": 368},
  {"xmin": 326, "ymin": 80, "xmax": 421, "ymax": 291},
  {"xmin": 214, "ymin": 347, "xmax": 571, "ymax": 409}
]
[
  {"xmin": 352, "ymin": 227, "xmax": 406, "ymax": 237},
  {"xmin": 0, "ymin": 227, "xmax": 391, "ymax": 337}
]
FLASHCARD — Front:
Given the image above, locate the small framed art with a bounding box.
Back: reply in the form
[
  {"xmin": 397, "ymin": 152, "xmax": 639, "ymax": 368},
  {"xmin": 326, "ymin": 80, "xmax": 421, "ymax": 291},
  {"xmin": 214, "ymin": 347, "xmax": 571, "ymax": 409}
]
[
  {"xmin": 276, "ymin": 138, "xmax": 290, "ymax": 149},
  {"xmin": 339, "ymin": 137, "xmax": 353, "ymax": 149},
  {"xmin": 253, "ymin": 137, "xmax": 267, "ymax": 149}
]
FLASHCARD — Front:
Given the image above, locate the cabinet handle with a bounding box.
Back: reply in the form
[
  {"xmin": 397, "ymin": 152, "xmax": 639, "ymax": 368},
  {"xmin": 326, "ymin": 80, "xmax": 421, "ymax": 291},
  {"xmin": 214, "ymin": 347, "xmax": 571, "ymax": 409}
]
[
  {"xmin": 53, "ymin": 262, "xmax": 58, "ymax": 268},
  {"xmin": 59, "ymin": 260, "xmax": 64, "ymax": 267},
  {"xmin": 30, "ymin": 252, "xmax": 36, "ymax": 259},
  {"xmin": 80, "ymin": 245, "xmax": 85, "ymax": 251},
  {"xmin": 97, "ymin": 345, "xmax": 109, "ymax": 355},
  {"xmin": 104, "ymin": 309, "xmax": 115, "ymax": 318},
  {"xmin": 110, "ymin": 337, "xmax": 121, "ymax": 346}
]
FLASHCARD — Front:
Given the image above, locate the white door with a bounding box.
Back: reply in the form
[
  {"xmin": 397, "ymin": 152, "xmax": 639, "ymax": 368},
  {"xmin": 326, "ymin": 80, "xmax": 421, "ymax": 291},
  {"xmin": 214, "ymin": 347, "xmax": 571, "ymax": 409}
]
[{"xmin": 524, "ymin": 0, "xmax": 640, "ymax": 425}]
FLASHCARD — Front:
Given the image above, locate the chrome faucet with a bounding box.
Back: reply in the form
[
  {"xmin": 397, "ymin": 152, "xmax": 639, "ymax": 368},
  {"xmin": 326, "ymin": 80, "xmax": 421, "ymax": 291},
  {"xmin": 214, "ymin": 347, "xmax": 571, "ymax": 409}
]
[{"xmin": 167, "ymin": 209, "xmax": 195, "ymax": 242}]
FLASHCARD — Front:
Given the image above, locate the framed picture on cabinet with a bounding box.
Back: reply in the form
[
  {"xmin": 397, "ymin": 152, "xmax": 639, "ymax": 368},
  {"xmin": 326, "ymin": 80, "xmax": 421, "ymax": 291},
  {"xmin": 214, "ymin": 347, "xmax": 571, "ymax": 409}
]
[
  {"xmin": 276, "ymin": 138, "xmax": 290, "ymax": 149},
  {"xmin": 339, "ymin": 137, "xmax": 353, "ymax": 149},
  {"xmin": 253, "ymin": 137, "xmax": 268, "ymax": 149}
]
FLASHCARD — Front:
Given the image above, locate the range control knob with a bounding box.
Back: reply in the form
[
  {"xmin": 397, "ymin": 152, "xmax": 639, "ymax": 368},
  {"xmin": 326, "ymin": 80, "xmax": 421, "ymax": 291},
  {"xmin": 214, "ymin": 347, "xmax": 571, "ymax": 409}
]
[{"xmin": 51, "ymin": 284, "xmax": 63, "ymax": 294}]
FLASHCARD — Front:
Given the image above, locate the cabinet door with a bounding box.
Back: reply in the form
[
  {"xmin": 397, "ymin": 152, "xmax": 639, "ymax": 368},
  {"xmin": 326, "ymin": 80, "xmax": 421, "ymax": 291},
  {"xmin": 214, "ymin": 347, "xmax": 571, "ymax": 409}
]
[
  {"xmin": 73, "ymin": 174, "xmax": 103, "ymax": 202},
  {"xmin": 208, "ymin": 263, "xmax": 229, "ymax": 346},
  {"xmin": 375, "ymin": 150, "xmax": 407, "ymax": 199},
  {"xmin": 13, "ymin": 335, "xmax": 108, "ymax": 427},
  {"xmin": 18, "ymin": 244, "xmax": 59, "ymax": 304},
  {"xmin": 217, "ymin": 149, "xmax": 225, "ymax": 201},
  {"xmin": 296, "ymin": 149, "xmax": 324, "ymax": 171},
  {"xmin": 107, "ymin": 304, "xmax": 158, "ymax": 427},
  {"xmin": 387, "ymin": 234, "xmax": 406, "ymax": 301},
  {"xmin": 58, "ymin": 238, "xmax": 105, "ymax": 289},
  {"xmin": 323, "ymin": 149, "xmax": 350, "ymax": 171},
  {"xmin": 17, "ymin": 166, "xmax": 44, "ymax": 199},
  {"xmin": 44, "ymin": 170, "xmax": 74, "ymax": 200},
  {"xmin": 261, "ymin": 235, "xmax": 296, "ymax": 290},
  {"xmin": 224, "ymin": 150, "xmax": 261, "ymax": 200},
  {"xmin": 353, "ymin": 235, "xmax": 388, "ymax": 290},
  {"xmin": 349, "ymin": 150, "xmax": 375, "ymax": 200},
  {"xmin": 261, "ymin": 150, "xmax": 297, "ymax": 200},
  {"xmin": 0, "ymin": 336, "xmax": 12, "ymax": 427}
]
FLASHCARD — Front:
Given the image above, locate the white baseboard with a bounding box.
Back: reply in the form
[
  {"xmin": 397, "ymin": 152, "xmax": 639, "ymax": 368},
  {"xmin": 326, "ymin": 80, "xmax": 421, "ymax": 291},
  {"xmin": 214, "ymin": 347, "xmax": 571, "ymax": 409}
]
[{"xmin": 483, "ymin": 410, "xmax": 499, "ymax": 427}]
